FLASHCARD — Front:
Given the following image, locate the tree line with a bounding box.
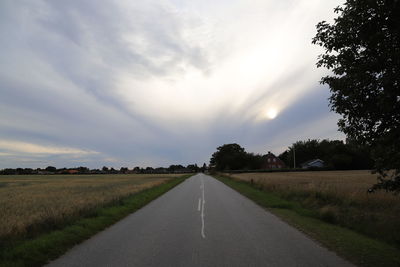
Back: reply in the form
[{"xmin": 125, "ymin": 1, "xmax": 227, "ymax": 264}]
[
  {"xmin": 279, "ymin": 139, "xmax": 373, "ymax": 170},
  {"xmin": 209, "ymin": 139, "xmax": 374, "ymax": 171},
  {"xmin": 0, "ymin": 164, "xmax": 208, "ymax": 175}
]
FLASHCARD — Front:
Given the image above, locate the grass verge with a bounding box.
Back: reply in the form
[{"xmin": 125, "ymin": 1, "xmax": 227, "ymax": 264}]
[
  {"xmin": 214, "ymin": 174, "xmax": 400, "ymax": 267},
  {"xmin": 0, "ymin": 175, "xmax": 191, "ymax": 267}
]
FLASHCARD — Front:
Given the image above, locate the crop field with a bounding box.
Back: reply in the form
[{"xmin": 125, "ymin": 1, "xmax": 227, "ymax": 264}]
[
  {"xmin": 0, "ymin": 174, "xmax": 183, "ymax": 241},
  {"xmin": 228, "ymin": 170, "xmax": 400, "ymax": 247}
]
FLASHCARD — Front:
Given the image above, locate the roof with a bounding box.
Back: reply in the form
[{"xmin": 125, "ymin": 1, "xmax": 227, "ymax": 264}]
[{"xmin": 301, "ymin": 159, "xmax": 325, "ymax": 166}]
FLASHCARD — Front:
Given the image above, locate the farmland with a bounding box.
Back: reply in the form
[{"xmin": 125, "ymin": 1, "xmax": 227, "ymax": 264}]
[
  {"xmin": 0, "ymin": 174, "xmax": 184, "ymax": 241},
  {"xmin": 227, "ymin": 170, "xmax": 400, "ymax": 247}
]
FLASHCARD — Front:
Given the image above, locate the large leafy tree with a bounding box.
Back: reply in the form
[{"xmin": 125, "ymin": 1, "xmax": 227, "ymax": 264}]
[
  {"xmin": 312, "ymin": 0, "xmax": 400, "ymax": 192},
  {"xmin": 210, "ymin": 144, "xmax": 265, "ymax": 171},
  {"xmin": 210, "ymin": 143, "xmax": 248, "ymax": 171}
]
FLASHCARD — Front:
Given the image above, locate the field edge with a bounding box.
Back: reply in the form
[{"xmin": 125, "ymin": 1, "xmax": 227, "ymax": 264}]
[
  {"xmin": 213, "ymin": 174, "xmax": 400, "ymax": 267},
  {"xmin": 0, "ymin": 174, "xmax": 192, "ymax": 267}
]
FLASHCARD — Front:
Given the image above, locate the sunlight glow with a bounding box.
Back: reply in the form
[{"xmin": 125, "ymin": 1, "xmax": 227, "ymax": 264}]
[
  {"xmin": 113, "ymin": 1, "xmax": 334, "ymax": 127},
  {"xmin": 266, "ymin": 108, "xmax": 278, "ymax": 119}
]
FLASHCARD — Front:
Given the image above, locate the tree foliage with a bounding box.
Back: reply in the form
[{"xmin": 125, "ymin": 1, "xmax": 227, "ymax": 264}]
[
  {"xmin": 210, "ymin": 144, "xmax": 247, "ymax": 171},
  {"xmin": 312, "ymin": 0, "xmax": 400, "ymax": 192},
  {"xmin": 210, "ymin": 144, "xmax": 264, "ymax": 171},
  {"xmin": 45, "ymin": 166, "xmax": 57, "ymax": 173},
  {"xmin": 186, "ymin": 164, "xmax": 199, "ymax": 172},
  {"xmin": 279, "ymin": 139, "xmax": 374, "ymax": 170}
]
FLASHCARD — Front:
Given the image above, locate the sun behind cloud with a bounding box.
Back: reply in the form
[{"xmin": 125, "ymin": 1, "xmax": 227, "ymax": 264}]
[
  {"xmin": 266, "ymin": 108, "xmax": 278, "ymax": 120},
  {"xmin": 0, "ymin": 0, "xmax": 345, "ymax": 168}
]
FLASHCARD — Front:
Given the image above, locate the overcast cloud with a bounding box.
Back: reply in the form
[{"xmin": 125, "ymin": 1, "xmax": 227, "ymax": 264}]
[{"xmin": 0, "ymin": 0, "xmax": 345, "ymax": 168}]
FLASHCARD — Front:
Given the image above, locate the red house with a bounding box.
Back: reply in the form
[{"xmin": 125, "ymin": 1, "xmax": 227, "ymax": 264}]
[{"xmin": 263, "ymin": 152, "xmax": 286, "ymax": 169}]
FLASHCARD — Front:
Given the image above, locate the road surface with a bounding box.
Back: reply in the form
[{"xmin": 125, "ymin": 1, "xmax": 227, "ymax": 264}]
[{"xmin": 47, "ymin": 174, "xmax": 353, "ymax": 267}]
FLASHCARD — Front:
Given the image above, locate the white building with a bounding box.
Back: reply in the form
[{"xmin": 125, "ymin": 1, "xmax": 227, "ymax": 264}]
[{"xmin": 301, "ymin": 159, "xmax": 325, "ymax": 169}]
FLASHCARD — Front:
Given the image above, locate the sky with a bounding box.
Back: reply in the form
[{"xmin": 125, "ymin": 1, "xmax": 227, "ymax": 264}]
[{"xmin": 0, "ymin": 0, "xmax": 346, "ymax": 169}]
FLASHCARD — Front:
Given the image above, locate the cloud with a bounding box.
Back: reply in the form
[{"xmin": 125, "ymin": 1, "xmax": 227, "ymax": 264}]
[
  {"xmin": 0, "ymin": 0, "xmax": 345, "ymax": 168},
  {"xmin": 0, "ymin": 140, "xmax": 99, "ymax": 155}
]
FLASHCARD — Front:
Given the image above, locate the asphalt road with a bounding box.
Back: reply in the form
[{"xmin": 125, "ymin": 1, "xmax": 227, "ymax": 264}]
[{"xmin": 47, "ymin": 174, "xmax": 353, "ymax": 267}]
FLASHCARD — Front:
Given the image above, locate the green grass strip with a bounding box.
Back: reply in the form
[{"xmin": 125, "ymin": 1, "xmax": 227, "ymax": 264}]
[
  {"xmin": 0, "ymin": 175, "xmax": 191, "ymax": 267},
  {"xmin": 214, "ymin": 175, "xmax": 400, "ymax": 267}
]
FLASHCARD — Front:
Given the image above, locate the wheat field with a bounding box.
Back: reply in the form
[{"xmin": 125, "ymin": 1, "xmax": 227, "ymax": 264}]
[
  {"xmin": 228, "ymin": 170, "xmax": 400, "ymax": 246},
  {"xmin": 229, "ymin": 170, "xmax": 396, "ymax": 202},
  {"xmin": 0, "ymin": 174, "xmax": 181, "ymax": 240}
]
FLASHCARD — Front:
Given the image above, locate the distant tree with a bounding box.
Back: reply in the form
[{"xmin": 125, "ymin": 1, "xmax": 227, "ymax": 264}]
[
  {"xmin": 167, "ymin": 165, "xmax": 185, "ymax": 173},
  {"xmin": 282, "ymin": 140, "xmax": 324, "ymax": 168},
  {"xmin": 145, "ymin": 167, "xmax": 154, "ymax": 173},
  {"xmin": 77, "ymin": 166, "xmax": 89, "ymax": 174},
  {"xmin": 201, "ymin": 163, "xmax": 207, "ymax": 172},
  {"xmin": 45, "ymin": 166, "xmax": 57, "ymax": 173},
  {"xmin": 313, "ymin": 0, "xmax": 400, "ymax": 192},
  {"xmin": 0, "ymin": 168, "xmax": 16, "ymax": 175},
  {"xmin": 102, "ymin": 166, "xmax": 109, "ymax": 173},
  {"xmin": 280, "ymin": 139, "xmax": 374, "ymax": 170},
  {"xmin": 187, "ymin": 164, "xmax": 199, "ymax": 172},
  {"xmin": 210, "ymin": 144, "xmax": 248, "ymax": 171},
  {"xmin": 245, "ymin": 153, "xmax": 265, "ymax": 170},
  {"xmin": 120, "ymin": 167, "xmax": 128, "ymax": 174},
  {"xmin": 23, "ymin": 168, "xmax": 33, "ymax": 175},
  {"xmin": 210, "ymin": 144, "xmax": 269, "ymax": 171},
  {"xmin": 278, "ymin": 151, "xmax": 290, "ymax": 167}
]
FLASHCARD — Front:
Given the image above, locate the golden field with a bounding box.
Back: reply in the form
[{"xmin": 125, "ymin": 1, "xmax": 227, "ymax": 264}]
[
  {"xmin": 229, "ymin": 170, "xmax": 397, "ymax": 203},
  {"xmin": 0, "ymin": 174, "xmax": 181, "ymax": 240},
  {"xmin": 228, "ymin": 170, "xmax": 400, "ymax": 246}
]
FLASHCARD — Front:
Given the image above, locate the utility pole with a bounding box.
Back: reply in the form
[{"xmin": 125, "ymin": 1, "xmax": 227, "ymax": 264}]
[{"xmin": 293, "ymin": 145, "xmax": 296, "ymax": 169}]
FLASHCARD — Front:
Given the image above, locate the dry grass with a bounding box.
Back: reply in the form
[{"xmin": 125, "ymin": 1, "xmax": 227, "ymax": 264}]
[
  {"xmin": 228, "ymin": 170, "xmax": 400, "ymax": 246},
  {"xmin": 0, "ymin": 174, "xmax": 180, "ymax": 240},
  {"xmin": 230, "ymin": 170, "xmax": 396, "ymax": 203}
]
